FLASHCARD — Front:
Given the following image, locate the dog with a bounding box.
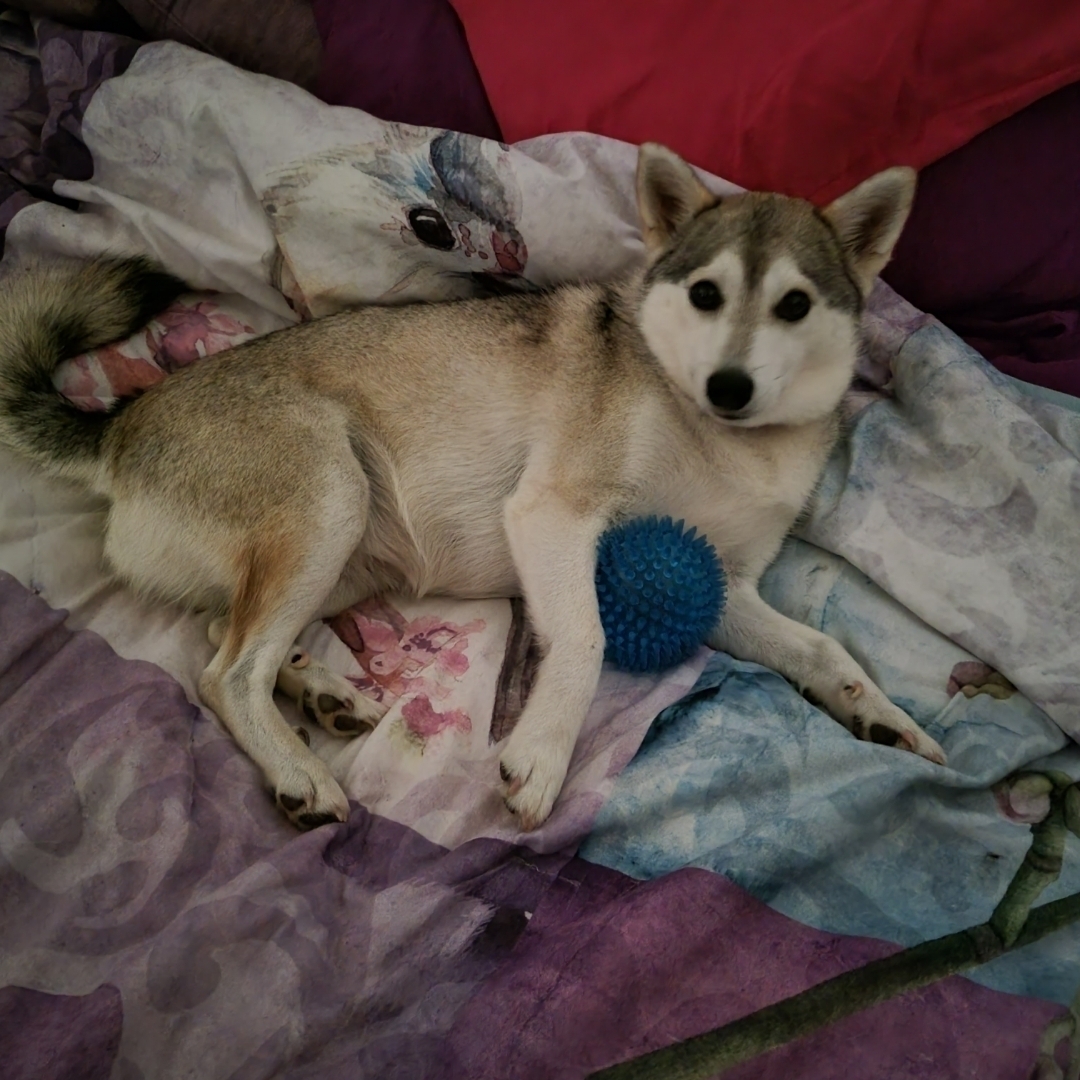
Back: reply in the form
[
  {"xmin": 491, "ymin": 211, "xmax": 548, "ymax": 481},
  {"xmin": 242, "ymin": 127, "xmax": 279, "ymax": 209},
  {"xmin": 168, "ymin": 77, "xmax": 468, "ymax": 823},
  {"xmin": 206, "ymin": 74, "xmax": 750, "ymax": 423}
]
[{"xmin": 0, "ymin": 143, "xmax": 946, "ymax": 831}]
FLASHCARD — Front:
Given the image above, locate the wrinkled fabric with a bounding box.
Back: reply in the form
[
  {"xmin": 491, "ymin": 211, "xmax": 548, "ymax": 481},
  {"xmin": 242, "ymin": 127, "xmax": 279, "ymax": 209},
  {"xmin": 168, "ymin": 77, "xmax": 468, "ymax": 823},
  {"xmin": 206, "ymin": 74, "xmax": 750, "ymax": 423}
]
[{"xmin": 0, "ymin": 574, "xmax": 1066, "ymax": 1078}]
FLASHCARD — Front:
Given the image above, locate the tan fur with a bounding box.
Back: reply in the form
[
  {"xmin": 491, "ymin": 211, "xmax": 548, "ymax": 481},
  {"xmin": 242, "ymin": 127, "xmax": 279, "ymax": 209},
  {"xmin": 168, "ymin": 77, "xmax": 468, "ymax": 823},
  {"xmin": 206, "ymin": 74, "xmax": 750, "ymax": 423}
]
[
  {"xmin": 224, "ymin": 540, "xmax": 300, "ymax": 667},
  {"xmin": 0, "ymin": 144, "xmax": 943, "ymax": 831}
]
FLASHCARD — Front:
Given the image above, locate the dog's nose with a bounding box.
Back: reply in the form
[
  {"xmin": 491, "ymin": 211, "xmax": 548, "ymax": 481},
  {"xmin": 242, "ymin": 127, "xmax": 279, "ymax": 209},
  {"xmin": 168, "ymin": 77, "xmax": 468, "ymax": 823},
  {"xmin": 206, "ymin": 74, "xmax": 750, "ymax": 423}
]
[{"xmin": 706, "ymin": 369, "xmax": 754, "ymax": 412}]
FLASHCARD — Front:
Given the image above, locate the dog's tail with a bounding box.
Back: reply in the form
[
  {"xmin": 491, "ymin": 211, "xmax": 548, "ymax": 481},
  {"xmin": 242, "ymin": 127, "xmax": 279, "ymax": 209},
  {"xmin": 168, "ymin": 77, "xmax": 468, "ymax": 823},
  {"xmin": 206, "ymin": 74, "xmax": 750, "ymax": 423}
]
[{"xmin": 0, "ymin": 256, "xmax": 186, "ymax": 487}]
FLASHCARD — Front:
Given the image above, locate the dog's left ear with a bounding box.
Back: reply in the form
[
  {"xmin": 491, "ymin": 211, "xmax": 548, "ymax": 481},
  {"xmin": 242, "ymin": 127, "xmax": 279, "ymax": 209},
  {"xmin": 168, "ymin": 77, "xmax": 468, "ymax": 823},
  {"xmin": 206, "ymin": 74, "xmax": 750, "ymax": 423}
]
[
  {"xmin": 636, "ymin": 143, "xmax": 717, "ymax": 261},
  {"xmin": 822, "ymin": 167, "xmax": 917, "ymax": 295}
]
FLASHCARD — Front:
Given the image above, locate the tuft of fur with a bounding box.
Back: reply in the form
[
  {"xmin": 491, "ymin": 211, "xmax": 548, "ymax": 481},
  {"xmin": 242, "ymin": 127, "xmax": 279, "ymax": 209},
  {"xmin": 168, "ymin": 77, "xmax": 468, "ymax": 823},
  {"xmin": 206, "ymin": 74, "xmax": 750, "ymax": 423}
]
[{"xmin": 0, "ymin": 256, "xmax": 186, "ymax": 485}]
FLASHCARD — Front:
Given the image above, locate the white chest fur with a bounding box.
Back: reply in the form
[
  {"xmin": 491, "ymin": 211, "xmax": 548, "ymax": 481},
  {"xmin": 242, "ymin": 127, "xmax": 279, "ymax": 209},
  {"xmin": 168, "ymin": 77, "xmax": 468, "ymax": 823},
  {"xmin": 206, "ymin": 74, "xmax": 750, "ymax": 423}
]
[{"xmin": 655, "ymin": 415, "xmax": 836, "ymax": 582}]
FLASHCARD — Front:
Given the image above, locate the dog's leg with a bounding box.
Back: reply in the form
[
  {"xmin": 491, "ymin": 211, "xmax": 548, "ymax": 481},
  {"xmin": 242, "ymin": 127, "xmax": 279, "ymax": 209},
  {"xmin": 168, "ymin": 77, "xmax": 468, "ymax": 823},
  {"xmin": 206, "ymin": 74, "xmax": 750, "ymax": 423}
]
[
  {"xmin": 199, "ymin": 519, "xmax": 374, "ymax": 828},
  {"xmin": 711, "ymin": 582, "xmax": 947, "ymax": 764},
  {"xmin": 499, "ymin": 489, "xmax": 607, "ymax": 830},
  {"xmin": 208, "ymin": 573, "xmax": 387, "ymax": 740}
]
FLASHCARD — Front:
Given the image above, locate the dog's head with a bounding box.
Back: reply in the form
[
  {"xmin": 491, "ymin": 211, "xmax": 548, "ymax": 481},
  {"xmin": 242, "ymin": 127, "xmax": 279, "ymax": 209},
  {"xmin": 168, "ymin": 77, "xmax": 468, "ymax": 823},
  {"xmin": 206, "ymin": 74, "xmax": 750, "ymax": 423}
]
[{"xmin": 635, "ymin": 143, "xmax": 915, "ymax": 427}]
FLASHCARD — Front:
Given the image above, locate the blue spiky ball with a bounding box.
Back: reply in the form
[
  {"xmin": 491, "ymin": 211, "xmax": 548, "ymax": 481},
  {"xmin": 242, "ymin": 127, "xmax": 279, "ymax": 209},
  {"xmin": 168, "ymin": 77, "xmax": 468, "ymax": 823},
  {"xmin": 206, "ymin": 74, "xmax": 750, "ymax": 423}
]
[{"xmin": 595, "ymin": 515, "xmax": 726, "ymax": 674}]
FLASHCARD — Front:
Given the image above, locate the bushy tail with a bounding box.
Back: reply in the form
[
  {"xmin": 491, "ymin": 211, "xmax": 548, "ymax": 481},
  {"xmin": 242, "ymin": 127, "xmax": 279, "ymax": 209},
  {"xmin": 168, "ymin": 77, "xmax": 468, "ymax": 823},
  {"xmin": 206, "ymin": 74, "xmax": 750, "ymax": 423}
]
[{"xmin": 0, "ymin": 256, "xmax": 186, "ymax": 485}]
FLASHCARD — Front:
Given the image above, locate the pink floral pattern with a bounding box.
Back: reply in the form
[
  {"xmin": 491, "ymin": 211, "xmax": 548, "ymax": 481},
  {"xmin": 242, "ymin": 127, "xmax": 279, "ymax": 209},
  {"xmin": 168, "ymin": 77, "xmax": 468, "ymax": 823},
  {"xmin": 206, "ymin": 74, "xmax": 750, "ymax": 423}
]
[
  {"xmin": 329, "ymin": 599, "xmax": 485, "ymax": 707},
  {"xmin": 143, "ymin": 301, "xmax": 256, "ymax": 371},
  {"xmin": 993, "ymin": 773, "xmax": 1054, "ymax": 824},
  {"xmin": 328, "ymin": 599, "xmax": 485, "ymax": 746},
  {"xmin": 947, "ymin": 661, "xmax": 1017, "ymax": 700},
  {"xmin": 53, "ymin": 296, "xmax": 256, "ymax": 410},
  {"xmin": 401, "ymin": 694, "xmax": 472, "ymax": 741}
]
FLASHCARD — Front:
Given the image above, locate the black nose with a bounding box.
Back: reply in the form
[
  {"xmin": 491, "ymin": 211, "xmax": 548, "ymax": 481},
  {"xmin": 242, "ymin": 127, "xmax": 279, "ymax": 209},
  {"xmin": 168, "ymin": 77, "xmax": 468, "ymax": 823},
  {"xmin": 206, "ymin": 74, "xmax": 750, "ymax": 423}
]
[{"xmin": 706, "ymin": 369, "xmax": 754, "ymax": 412}]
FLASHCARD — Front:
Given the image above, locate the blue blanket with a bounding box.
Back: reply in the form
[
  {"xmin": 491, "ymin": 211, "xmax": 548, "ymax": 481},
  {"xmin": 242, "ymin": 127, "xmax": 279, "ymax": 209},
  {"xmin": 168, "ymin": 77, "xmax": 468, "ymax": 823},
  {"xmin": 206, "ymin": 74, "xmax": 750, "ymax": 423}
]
[{"xmin": 582, "ymin": 334, "xmax": 1080, "ymax": 1007}]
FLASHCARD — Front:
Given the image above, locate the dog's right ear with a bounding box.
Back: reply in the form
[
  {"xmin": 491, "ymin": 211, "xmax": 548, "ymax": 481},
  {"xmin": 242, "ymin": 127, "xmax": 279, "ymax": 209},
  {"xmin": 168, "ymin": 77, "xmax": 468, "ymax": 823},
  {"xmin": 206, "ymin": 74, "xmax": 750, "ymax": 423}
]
[{"xmin": 636, "ymin": 143, "xmax": 716, "ymax": 261}]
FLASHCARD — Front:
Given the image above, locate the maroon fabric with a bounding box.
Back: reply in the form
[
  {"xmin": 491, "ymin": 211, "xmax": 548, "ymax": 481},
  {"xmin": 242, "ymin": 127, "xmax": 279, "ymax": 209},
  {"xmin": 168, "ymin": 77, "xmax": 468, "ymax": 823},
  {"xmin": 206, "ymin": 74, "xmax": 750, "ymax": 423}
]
[
  {"xmin": 312, "ymin": 0, "xmax": 501, "ymax": 140},
  {"xmin": 884, "ymin": 82, "xmax": 1080, "ymax": 398},
  {"xmin": 3, "ymin": 1, "xmax": 140, "ymax": 36},
  {"xmin": 117, "ymin": 0, "xmax": 321, "ymax": 88},
  {"xmin": 7, "ymin": 0, "xmax": 322, "ymax": 87}
]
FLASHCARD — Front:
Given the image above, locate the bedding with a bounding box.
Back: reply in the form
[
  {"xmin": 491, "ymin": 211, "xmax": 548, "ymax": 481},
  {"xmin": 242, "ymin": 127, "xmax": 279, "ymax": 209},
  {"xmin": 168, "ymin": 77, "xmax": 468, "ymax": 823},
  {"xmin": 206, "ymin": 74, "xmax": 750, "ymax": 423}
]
[
  {"xmin": 4, "ymin": 0, "xmax": 502, "ymax": 137},
  {"xmin": 8, "ymin": 1, "xmax": 1080, "ymax": 398},
  {"xmin": 0, "ymin": 20, "xmax": 1078, "ymax": 1080},
  {"xmin": 311, "ymin": 0, "xmax": 501, "ymax": 141},
  {"xmin": 5, "ymin": 0, "xmax": 322, "ymax": 86},
  {"xmin": 883, "ymin": 81, "xmax": 1080, "ymax": 400},
  {"xmin": 449, "ymin": 0, "xmax": 1080, "ymax": 206}
]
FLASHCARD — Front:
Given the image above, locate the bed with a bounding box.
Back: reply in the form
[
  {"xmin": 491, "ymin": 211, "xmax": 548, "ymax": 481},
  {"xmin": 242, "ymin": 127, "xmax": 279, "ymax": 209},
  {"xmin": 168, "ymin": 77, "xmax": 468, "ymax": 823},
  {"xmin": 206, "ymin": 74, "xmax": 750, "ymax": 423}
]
[{"xmin": 1, "ymin": 6, "xmax": 1079, "ymax": 1078}]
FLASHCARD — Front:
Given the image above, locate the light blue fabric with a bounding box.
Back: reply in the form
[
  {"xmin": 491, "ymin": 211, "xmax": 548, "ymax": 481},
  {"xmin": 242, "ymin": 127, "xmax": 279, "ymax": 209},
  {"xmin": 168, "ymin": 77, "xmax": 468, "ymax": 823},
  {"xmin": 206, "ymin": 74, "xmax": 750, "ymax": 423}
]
[
  {"xmin": 581, "ymin": 348, "xmax": 1080, "ymax": 1005},
  {"xmin": 1004, "ymin": 373, "xmax": 1080, "ymax": 416}
]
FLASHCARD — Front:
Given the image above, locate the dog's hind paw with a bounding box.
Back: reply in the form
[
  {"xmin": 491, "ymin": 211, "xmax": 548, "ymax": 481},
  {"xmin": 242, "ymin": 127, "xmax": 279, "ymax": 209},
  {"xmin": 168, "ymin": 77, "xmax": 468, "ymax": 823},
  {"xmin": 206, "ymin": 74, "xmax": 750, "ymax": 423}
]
[
  {"xmin": 271, "ymin": 754, "xmax": 351, "ymax": 830},
  {"xmin": 278, "ymin": 648, "xmax": 387, "ymax": 738},
  {"xmin": 499, "ymin": 736, "xmax": 571, "ymax": 832}
]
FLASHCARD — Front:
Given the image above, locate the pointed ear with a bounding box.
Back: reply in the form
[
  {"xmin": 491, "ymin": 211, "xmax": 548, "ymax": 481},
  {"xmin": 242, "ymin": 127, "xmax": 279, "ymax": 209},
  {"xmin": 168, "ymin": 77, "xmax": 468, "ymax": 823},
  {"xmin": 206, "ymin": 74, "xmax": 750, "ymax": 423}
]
[
  {"xmin": 636, "ymin": 142, "xmax": 717, "ymax": 260},
  {"xmin": 821, "ymin": 166, "xmax": 917, "ymax": 295}
]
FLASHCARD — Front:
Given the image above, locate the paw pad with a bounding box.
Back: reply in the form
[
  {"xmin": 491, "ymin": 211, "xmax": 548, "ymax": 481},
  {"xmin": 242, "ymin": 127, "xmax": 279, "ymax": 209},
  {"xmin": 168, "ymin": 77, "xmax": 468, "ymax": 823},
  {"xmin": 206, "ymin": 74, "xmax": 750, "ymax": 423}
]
[{"xmin": 868, "ymin": 722, "xmax": 901, "ymax": 747}]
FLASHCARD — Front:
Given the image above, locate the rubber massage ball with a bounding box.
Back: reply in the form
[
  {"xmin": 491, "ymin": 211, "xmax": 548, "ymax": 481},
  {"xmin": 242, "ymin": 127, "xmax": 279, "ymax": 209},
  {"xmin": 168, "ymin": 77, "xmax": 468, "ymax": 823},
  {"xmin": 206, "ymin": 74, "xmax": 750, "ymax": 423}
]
[{"xmin": 595, "ymin": 515, "xmax": 726, "ymax": 674}]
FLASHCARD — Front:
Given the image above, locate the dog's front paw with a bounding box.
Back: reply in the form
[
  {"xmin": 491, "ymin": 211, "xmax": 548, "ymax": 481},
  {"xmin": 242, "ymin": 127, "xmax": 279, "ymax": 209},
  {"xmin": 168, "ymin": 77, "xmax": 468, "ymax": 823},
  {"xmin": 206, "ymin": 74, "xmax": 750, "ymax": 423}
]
[
  {"xmin": 280, "ymin": 649, "xmax": 387, "ymax": 737},
  {"xmin": 270, "ymin": 751, "xmax": 351, "ymax": 829},
  {"xmin": 837, "ymin": 681, "xmax": 947, "ymax": 766},
  {"xmin": 499, "ymin": 732, "xmax": 572, "ymax": 832}
]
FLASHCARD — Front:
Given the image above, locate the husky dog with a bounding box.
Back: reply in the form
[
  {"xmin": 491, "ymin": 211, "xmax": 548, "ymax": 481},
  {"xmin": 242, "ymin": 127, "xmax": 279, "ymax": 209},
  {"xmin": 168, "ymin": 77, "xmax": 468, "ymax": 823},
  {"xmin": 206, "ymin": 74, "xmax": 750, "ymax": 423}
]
[{"xmin": 0, "ymin": 144, "xmax": 945, "ymax": 831}]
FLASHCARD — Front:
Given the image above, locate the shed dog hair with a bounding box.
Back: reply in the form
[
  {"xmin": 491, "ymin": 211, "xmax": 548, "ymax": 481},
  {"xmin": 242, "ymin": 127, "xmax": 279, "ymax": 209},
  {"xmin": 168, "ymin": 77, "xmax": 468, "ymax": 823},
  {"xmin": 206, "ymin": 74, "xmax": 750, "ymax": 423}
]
[{"xmin": 0, "ymin": 144, "xmax": 942, "ymax": 830}]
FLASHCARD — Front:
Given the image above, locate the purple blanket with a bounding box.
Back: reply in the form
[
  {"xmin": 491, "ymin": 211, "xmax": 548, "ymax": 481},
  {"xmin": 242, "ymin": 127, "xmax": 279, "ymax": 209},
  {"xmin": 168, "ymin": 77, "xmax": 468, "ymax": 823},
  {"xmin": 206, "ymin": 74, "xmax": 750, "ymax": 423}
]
[{"xmin": 0, "ymin": 572, "xmax": 1068, "ymax": 1077}]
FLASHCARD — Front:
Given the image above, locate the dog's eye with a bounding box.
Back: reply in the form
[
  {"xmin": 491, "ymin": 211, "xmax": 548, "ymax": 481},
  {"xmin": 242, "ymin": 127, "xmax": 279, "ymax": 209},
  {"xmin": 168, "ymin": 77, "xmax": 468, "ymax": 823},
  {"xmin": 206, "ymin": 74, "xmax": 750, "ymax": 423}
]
[
  {"xmin": 689, "ymin": 280, "xmax": 723, "ymax": 312},
  {"xmin": 408, "ymin": 207, "xmax": 456, "ymax": 251},
  {"xmin": 774, "ymin": 289, "xmax": 811, "ymax": 322}
]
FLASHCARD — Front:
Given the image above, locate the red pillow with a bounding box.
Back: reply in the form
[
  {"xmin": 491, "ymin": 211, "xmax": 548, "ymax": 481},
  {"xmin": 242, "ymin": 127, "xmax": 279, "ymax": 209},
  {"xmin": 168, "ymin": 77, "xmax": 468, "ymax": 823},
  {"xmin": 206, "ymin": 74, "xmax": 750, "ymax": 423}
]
[{"xmin": 450, "ymin": 0, "xmax": 1080, "ymax": 204}]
